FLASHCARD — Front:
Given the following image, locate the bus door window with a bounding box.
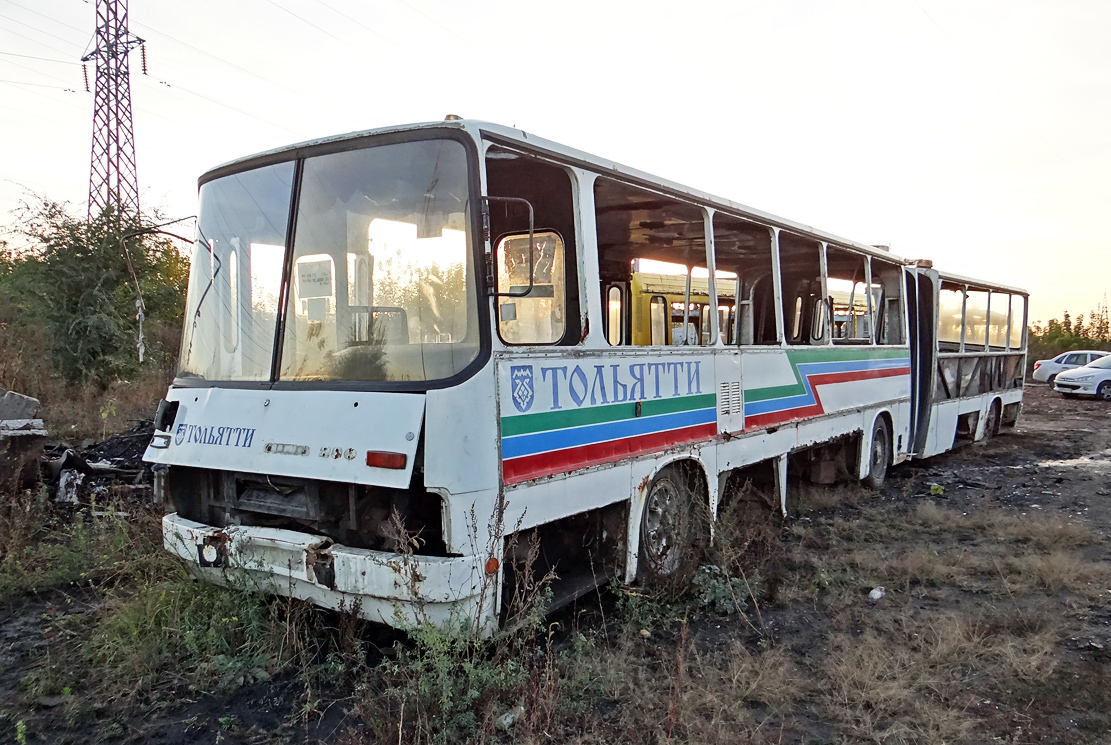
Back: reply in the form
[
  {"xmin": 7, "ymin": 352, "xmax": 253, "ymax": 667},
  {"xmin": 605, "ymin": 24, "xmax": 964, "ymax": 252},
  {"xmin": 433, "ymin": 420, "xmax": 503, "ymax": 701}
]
[
  {"xmin": 712, "ymin": 213, "xmax": 776, "ymax": 345},
  {"xmin": 778, "ymin": 233, "xmax": 823, "ymax": 346},
  {"xmin": 593, "ymin": 177, "xmax": 708, "ymax": 346},
  {"xmin": 485, "ymin": 147, "xmax": 581, "ymax": 345},
  {"xmin": 495, "ymin": 231, "xmax": 567, "ymax": 344}
]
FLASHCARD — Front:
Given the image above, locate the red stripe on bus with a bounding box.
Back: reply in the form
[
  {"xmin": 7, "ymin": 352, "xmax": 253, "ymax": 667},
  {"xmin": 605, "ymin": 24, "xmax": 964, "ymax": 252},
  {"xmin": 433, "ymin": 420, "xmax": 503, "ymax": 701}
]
[
  {"xmin": 744, "ymin": 366, "xmax": 910, "ymax": 429},
  {"xmin": 503, "ymin": 422, "xmax": 717, "ymax": 484}
]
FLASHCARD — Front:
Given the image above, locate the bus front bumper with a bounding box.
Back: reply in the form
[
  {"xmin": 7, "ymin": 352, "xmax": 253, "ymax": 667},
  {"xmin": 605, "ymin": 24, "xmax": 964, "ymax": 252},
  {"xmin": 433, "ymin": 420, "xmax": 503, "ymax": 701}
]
[{"xmin": 163, "ymin": 513, "xmax": 489, "ymax": 629}]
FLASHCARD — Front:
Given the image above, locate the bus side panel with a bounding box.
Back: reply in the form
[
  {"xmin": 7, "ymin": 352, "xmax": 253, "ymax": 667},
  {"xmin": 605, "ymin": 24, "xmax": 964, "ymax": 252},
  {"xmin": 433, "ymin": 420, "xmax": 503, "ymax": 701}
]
[
  {"xmin": 425, "ymin": 365, "xmax": 501, "ymax": 554},
  {"xmin": 922, "ymin": 400, "xmax": 960, "ymax": 458},
  {"xmin": 740, "ymin": 347, "xmax": 912, "ymax": 431}
]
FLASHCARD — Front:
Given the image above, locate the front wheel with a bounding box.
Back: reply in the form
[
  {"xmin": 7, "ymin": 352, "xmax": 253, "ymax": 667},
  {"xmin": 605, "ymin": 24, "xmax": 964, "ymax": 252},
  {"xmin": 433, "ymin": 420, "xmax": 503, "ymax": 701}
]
[
  {"xmin": 1098, "ymin": 381, "xmax": 1111, "ymax": 402},
  {"xmin": 637, "ymin": 466, "xmax": 707, "ymax": 590},
  {"xmin": 863, "ymin": 417, "xmax": 890, "ymax": 490}
]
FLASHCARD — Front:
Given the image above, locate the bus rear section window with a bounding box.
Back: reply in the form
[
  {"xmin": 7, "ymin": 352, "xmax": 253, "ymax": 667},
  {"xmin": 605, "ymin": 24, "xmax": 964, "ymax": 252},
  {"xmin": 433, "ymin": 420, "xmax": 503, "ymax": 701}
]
[
  {"xmin": 1009, "ymin": 295, "xmax": 1026, "ymax": 349},
  {"xmin": 593, "ymin": 178, "xmax": 710, "ymax": 346},
  {"xmin": 826, "ymin": 246, "xmax": 871, "ymax": 343},
  {"xmin": 496, "ymin": 231, "xmax": 567, "ymax": 344}
]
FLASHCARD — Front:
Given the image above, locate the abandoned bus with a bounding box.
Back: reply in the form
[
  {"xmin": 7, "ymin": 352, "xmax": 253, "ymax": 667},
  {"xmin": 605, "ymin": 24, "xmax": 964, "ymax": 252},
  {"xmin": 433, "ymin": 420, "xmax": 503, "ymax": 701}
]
[{"xmin": 145, "ymin": 119, "xmax": 1028, "ymax": 630}]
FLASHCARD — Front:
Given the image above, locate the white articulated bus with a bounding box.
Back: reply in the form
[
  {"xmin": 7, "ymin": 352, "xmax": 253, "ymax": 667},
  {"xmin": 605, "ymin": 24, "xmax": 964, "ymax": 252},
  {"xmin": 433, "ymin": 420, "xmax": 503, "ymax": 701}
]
[{"xmin": 145, "ymin": 119, "xmax": 1028, "ymax": 630}]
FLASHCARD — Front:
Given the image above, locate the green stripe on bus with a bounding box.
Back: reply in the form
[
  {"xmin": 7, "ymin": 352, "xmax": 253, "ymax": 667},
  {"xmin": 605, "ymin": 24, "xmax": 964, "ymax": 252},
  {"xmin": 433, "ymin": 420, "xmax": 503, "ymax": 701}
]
[
  {"xmin": 744, "ymin": 348, "xmax": 908, "ymax": 403},
  {"xmin": 501, "ymin": 392, "xmax": 717, "ymax": 437}
]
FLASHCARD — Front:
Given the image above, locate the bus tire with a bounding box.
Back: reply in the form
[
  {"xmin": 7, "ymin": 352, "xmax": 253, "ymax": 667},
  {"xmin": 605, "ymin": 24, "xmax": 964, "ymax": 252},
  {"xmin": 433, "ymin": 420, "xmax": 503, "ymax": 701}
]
[
  {"xmin": 863, "ymin": 417, "xmax": 890, "ymax": 490},
  {"xmin": 983, "ymin": 399, "xmax": 1002, "ymax": 440},
  {"xmin": 637, "ymin": 465, "xmax": 706, "ymax": 590}
]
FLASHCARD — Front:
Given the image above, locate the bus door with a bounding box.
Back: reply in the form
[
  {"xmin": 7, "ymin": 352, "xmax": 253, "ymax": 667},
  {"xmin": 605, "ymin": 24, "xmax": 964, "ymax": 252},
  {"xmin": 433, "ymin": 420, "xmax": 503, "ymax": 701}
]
[{"xmin": 905, "ymin": 266, "xmax": 939, "ymax": 455}]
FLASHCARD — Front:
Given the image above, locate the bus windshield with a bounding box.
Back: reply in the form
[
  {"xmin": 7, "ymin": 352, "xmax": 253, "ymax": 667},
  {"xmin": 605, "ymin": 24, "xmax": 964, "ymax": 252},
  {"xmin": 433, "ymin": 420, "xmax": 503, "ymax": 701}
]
[{"xmin": 179, "ymin": 137, "xmax": 479, "ymax": 385}]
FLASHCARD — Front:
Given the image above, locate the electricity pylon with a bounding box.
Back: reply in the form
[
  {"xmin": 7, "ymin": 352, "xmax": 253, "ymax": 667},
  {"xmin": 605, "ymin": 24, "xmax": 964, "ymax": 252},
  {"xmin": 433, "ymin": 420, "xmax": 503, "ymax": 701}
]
[{"xmin": 83, "ymin": 0, "xmax": 143, "ymax": 220}]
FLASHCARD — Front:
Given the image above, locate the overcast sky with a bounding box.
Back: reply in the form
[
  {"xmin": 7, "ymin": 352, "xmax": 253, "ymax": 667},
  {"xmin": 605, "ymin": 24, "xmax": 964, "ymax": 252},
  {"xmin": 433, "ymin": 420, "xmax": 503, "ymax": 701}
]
[{"xmin": 1, "ymin": 0, "xmax": 1107, "ymax": 324}]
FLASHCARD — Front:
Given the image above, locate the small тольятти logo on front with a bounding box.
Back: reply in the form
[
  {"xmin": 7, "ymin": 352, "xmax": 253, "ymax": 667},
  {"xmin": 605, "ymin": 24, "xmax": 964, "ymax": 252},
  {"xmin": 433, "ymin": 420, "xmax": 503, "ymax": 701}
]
[
  {"xmin": 174, "ymin": 422, "xmax": 256, "ymax": 448},
  {"xmin": 511, "ymin": 365, "xmax": 534, "ymax": 412}
]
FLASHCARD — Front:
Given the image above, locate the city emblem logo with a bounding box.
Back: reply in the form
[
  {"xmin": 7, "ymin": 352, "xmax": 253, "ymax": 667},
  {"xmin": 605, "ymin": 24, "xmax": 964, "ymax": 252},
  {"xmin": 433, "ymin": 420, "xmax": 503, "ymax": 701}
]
[
  {"xmin": 510, "ymin": 365, "xmax": 534, "ymax": 413},
  {"xmin": 175, "ymin": 423, "xmax": 187, "ymax": 446}
]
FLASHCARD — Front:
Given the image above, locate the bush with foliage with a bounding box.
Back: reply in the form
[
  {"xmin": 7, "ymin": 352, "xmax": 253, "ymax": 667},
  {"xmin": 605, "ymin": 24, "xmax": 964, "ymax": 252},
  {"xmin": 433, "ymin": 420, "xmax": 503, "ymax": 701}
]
[{"xmin": 0, "ymin": 198, "xmax": 188, "ymax": 388}]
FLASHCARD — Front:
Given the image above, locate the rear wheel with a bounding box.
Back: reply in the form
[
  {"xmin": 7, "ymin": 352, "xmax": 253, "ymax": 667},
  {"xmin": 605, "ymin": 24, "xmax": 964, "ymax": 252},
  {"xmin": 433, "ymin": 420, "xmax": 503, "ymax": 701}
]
[
  {"xmin": 1098, "ymin": 381, "xmax": 1111, "ymax": 402},
  {"xmin": 638, "ymin": 465, "xmax": 707, "ymax": 589},
  {"xmin": 863, "ymin": 417, "xmax": 890, "ymax": 490},
  {"xmin": 1047, "ymin": 373, "xmax": 1058, "ymax": 387},
  {"xmin": 982, "ymin": 400, "xmax": 1001, "ymax": 440}
]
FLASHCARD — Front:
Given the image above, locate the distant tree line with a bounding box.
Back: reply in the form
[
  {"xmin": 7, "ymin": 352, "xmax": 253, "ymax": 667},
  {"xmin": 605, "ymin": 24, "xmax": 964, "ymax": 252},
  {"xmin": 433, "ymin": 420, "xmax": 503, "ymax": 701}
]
[
  {"xmin": 1027, "ymin": 303, "xmax": 1111, "ymax": 368},
  {"xmin": 0, "ymin": 197, "xmax": 188, "ymax": 391}
]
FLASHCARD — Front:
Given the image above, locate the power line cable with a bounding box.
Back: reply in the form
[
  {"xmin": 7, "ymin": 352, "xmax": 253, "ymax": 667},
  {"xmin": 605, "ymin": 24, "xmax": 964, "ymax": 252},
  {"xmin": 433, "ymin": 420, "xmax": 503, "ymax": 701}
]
[
  {"xmin": 129, "ymin": 20, "xmax": 324, "ymax": 106},
  {"xmin": 133, "ymin": 73, "xmax": 303, "ymax": 136},
  {"xmin": 0, "ymin": 23, "xmax": 84, "ymax": 57},
  {"xmin": 263, "ymin": 0, "xmax": 390, "ymax": 65},
  {"xmin": 0, "ymin": 11, "xmax": 85, "ymax": 49},
  {"xmin": 310, "ymin": 0, "xmax": 405, "ymax": 53},
  {"xmin": 0, "ymin": 56, "xmax": 83, "ymax": 88},
  {"xmin": 0, "ymin": 51, "xmax": 77, "ymax": 64},
  {"xmin": 5, "ymin": 0, "xmax": 88, "ymax": 35},
  {"xmin": 392, "ymin": 0, "xmax": 468, "ymax": 45},
  {"xmin": 0, "ymin": 79, "xmax": 78, "ymax": 91}
]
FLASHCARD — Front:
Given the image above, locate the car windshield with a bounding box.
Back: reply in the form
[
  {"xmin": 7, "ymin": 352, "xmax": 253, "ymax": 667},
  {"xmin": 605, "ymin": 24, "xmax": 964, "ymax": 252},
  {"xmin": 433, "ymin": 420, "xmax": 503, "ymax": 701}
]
[
  {"xmin": 178, "ymin": 137, "xmax": 479, "ymax": 385},
  {"xmin": 1085, "ymin": 354, "xmax": 1111, "ymax": 370}
]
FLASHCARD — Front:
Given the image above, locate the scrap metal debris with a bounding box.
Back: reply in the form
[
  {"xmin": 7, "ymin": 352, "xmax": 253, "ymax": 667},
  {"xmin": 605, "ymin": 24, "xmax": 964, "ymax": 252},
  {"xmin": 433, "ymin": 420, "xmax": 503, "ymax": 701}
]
[
  {"xmin": 0, "ymin": 388, "xmax": 48, "ymax": 488},
  {"xmin": 45, "ymin": 419, "xmax": 155, "ymax": 506}
]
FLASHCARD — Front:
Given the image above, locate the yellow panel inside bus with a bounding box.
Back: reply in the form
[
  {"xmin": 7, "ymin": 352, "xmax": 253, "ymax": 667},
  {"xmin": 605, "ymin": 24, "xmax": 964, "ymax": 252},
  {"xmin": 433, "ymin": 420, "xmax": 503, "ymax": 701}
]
[{"xmin": 629, "ymin": 272, "xmax": 735, "ymax": 346}]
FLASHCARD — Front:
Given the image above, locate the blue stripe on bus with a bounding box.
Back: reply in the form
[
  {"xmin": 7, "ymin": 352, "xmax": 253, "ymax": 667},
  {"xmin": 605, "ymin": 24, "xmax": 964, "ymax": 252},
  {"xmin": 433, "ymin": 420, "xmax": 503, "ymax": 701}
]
[
  {"xmin": 502, "ymin": 407, "xmax": 717, "ymax": 460},
  {"xmin": 743, "ymin": 358, "xmax": 910, "ymax": 416}
]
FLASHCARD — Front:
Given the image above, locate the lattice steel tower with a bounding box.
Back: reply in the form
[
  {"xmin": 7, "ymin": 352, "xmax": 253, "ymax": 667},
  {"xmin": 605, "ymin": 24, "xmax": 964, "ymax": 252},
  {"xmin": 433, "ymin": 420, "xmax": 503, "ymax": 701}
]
[{"xmin": 83, "ymin": 0, "xmax": 143, "ymax": 219}]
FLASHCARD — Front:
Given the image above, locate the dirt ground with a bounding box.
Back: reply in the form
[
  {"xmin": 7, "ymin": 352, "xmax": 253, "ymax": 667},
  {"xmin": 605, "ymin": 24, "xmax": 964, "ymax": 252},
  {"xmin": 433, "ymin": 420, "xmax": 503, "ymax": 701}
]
[{"xmin": 4, "ymin": 384, "xmax": 1111, "ymax": 744}]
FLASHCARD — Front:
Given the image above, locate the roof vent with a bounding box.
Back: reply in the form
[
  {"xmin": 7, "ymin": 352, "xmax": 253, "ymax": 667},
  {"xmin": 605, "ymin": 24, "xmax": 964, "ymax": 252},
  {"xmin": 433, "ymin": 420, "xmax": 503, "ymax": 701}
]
[{"xmin": 444, "ymin": 114, "xmax": 463, "ymax": 121}]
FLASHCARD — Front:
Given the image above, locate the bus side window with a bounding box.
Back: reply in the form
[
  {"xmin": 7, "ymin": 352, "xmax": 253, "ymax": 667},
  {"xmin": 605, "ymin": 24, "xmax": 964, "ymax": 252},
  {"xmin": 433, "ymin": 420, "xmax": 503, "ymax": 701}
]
[{"xmin": 778, "ymin": 233, "xmax": 823, "ymax": 346}]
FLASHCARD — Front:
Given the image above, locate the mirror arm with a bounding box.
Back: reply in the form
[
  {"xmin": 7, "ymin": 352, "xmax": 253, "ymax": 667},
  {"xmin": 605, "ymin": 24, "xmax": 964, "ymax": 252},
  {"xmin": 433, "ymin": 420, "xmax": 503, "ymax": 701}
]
[{"xmin": 482, "ymin": 196, "xmax": 535, "ymax": 298}]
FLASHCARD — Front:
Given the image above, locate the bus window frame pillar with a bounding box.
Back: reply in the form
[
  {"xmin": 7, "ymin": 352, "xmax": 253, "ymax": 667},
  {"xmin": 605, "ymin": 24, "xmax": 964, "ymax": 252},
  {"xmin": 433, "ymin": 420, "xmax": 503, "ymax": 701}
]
[
  {"xmin": 864, "ymin": 256, "xmax": 875, "ymax": 345},
  {"xmin": 817, "ymin": 241, "xmax": 831, "ymax": 345},
  {"xmin": 703, "ymin": 206, "xmax": 721, "ymax": 346},
  {"xmin": 569, "ymin": 167, "xmax": 606, "ymax": 349},
  {"xmin": 770, "ymin": 228, "xmax": 786, "ymax": 346}
]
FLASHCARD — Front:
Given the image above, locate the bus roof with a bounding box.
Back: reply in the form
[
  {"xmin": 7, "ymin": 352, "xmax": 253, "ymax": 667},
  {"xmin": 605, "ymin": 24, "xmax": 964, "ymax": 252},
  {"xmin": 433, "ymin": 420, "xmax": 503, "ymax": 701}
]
[{"xmin": 201, "ymin": 118, "xmax": 1028, "ymax": 296}]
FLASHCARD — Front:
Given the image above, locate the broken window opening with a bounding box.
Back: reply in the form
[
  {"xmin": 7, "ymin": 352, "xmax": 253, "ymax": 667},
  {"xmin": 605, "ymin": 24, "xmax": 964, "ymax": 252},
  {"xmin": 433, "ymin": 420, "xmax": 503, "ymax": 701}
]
[
  {"xmin": 711, "ymin": 213, "xmax": 775, "ymax": 345},
  {"xmin": 593, "ymin": 178, "xmax": 709, "ymax": 346}
]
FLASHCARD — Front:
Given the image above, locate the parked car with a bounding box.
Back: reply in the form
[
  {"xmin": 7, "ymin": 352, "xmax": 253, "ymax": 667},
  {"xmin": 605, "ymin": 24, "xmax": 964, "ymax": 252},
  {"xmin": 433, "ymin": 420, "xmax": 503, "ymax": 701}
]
[
  {"xmin": 1032, "ymin": 350, "xmax": 1110, "ymax": 384},
  {"xmin": 1053, "ymin": 355, "xmax": 1111, "ymax": 400}
]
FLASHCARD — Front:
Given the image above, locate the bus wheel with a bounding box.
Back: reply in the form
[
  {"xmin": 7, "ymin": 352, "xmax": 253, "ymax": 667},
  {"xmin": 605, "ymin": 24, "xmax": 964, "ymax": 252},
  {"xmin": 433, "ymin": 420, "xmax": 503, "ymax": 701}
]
[
  {"xmin": 983, "ymin": 400, "xmax": 1002, "ymax": 440},
  {"xmin": 863, "ymin": 417, "xmax": 890, "ymax": 490},
  {"xmin": 638, "ymin": 465, "xmax": 706, "ymax": 589}
]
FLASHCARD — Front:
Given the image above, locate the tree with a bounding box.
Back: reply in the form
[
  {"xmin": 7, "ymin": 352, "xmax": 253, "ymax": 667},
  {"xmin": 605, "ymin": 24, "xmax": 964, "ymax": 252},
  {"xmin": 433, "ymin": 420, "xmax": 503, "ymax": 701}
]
[{"xmin": 0, "ymin": 197, "xmax": 189, "ymax": 386}]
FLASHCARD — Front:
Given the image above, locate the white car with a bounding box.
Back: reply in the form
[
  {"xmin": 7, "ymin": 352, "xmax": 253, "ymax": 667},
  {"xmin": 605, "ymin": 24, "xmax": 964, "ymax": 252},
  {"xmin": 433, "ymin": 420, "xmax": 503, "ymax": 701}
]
[
  {"xmin": 1053, "ymin": 355, "xmax": 1111, "ymax": 400},
  {"xmin": 1032, "ymin": 350, "xmax": 1110, "ymax": 385}
]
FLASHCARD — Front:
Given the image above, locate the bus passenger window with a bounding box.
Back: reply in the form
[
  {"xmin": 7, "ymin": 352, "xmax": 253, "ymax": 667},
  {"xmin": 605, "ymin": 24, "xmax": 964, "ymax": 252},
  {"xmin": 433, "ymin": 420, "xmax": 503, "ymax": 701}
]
[{"xmin": 496, "ymin": 231, "xmax": 567, "ymax": 345}]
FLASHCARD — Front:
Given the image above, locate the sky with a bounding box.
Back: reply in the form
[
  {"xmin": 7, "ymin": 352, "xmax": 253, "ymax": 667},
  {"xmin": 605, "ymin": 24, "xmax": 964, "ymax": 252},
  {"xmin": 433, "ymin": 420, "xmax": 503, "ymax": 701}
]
[{"xmin": 1, "ymin": 0, "xmax": 1108, "ymax": 325}]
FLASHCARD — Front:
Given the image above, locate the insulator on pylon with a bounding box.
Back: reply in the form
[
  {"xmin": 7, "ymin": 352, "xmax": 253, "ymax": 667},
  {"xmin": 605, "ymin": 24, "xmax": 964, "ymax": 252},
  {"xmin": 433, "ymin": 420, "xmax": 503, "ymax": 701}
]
[
  {"xmin": 82, "ymin": 63, "xmax": 90, "ymax": 92},
  {"xmin": 141, "ymin": 44, "xmax": 148, "ymax": 75}
]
